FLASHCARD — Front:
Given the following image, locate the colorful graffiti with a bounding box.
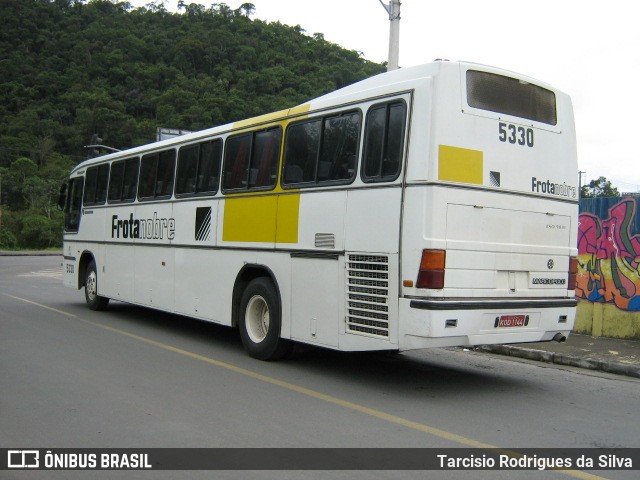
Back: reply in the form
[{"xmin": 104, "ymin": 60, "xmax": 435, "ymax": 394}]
[{"xmin": 577, "ymin": 198, "xmax": 640, "ymax": 311}]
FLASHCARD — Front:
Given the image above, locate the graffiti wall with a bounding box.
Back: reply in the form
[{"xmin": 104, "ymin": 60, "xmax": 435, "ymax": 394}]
[{"xmin": 577, "ymin": 197, "xmax": 640, "ymax": 311}]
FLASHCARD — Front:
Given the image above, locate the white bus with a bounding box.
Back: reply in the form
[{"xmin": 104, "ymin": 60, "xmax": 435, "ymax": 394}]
[{"xmin": 60, "ymin": 60, "xmax": 579, "ymax": 360}]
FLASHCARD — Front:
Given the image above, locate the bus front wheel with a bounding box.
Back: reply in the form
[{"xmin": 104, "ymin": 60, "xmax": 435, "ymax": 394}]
[
  {"xmin": 84, "ymin": 260, "xmax": 109, "ymax": 311},
  {"xmin": 239, "ymin": 277, "xmax": 292, "ymax": 360}
]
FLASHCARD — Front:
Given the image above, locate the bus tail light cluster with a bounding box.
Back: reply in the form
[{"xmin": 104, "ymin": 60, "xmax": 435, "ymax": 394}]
[
  {"xmin": 568, "ymin": 256, "xmax": 578, "ymax": 290},
  {"xmin": 416, "ymin": 249, "xmax": 446, "ymax": 289}
]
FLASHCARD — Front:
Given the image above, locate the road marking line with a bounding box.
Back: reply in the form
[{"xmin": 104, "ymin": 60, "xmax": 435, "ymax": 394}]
[
  {"xmin": 1, "ymin": 291, "xmax": 608, "ymax": 480},
  {"xmin": 1, "ymin": 293, "xmax": 77, "ymax": 318},
  {"xmin": 18, "ymin": 269, "xmax": 63, "ymax": 279}
]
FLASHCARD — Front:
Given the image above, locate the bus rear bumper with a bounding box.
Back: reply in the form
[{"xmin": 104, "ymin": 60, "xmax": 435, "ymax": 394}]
[{"xmin": 398, "ymin": 297, "xmax": 576, "ymax": 351}]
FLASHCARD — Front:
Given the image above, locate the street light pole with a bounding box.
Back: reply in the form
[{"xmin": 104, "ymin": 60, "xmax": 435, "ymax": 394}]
[{"xmin": 378, "ymin": 0, "xmax": 401, "ymax": 71}]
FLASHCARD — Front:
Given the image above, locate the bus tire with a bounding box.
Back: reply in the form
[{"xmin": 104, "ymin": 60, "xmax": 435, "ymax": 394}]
[
  {"xmin": 84, "ymin": 259, "xmax": 109, "ymax": 311},
  {"xmin": 239, "ymin": 277, "xmax": 292, "ymax": 360}
]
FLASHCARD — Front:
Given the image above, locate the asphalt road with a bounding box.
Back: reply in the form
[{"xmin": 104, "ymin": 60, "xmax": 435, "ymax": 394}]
[{"xmin": 1, "ymin": 256, "xmax": 639, "ymax": 480}]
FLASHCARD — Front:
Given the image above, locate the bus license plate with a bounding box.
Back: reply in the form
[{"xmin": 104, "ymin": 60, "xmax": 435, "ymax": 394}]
[{"xmin": 496, "ymin": 315, "xmax": 527, "ymax": 328}]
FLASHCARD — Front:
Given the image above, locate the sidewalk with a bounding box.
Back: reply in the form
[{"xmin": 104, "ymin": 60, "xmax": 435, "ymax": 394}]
[{"xmin": 477, "ymin": 333, "xmax": 640, "ymax": 379}]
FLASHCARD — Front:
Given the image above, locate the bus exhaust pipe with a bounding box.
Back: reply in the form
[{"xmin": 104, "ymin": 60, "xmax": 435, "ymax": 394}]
[{"xmin": 553, "ymin": 333, "xmax": 567, "ymax": 343}]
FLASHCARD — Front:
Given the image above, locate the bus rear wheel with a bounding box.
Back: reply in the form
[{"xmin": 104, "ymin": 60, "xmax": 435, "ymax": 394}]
[
  {"xmin": 84, "ymin": 259, "xmax": 109, "ymax": 311},
  {"xmin": 239, "ymin": 277, "xmax": 292, "ymax": 360}
]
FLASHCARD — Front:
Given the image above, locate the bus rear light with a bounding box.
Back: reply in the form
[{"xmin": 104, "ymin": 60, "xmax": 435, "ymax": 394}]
[
  {"xmin": 416, "ymin": 249, "xmax": 446, "ymax": 289},
  {"xmin": 417, "ymin": 270, "xmax": 445, "ymax": 289},
  {"xmin": 420, "ymin": 249, "xmax": 446, "ymax": 270},
  {"xmin": 567, "ymin": 256, "xmax": 578, "ymax": 290}
]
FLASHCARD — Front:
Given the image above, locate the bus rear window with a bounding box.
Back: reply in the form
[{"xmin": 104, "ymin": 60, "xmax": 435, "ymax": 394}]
[{"xmin": 466, "ymin": 70, "xmax": 557, "ymax": 125}]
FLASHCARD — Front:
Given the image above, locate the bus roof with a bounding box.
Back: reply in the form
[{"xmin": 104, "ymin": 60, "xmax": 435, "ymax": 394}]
[{"xmin": 69, "ymin": 60, "xmax": 561, "ymax": 175}]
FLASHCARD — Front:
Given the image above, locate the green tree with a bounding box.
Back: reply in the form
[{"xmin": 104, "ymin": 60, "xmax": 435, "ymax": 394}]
[
  {"xmin": 0, "ymin": 0, "xmax": 385, "ymax": 248},
  {"xmin": 0, "ymin": 227, "xmax": 18, "ymax": 249},
  {"xmin": 2, "ymin": 157, "xmax": 39, "ymax": 210},
  {"xmin": 581, "ymin": 176, "xmax": 620, "ymax": 198},
  {"xmin": 20, "ymin": 212, "xmax": 62, "ymax": 249},
  {"xmin": 238, "ymin": 3, "xmax": 255, "ymax": 16}
]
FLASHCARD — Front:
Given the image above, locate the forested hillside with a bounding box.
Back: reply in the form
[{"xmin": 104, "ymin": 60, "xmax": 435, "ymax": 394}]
[{"xmin": 0, "ymin": 0, "xmax": 385, "ymax": 248}]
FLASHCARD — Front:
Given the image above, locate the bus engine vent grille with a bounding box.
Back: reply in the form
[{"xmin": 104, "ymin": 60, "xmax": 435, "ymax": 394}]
[
  {"xmin": 346, "ymin": 254, "xmax": 389, "ymax": 338},
  {"xmin": 315, "ymin": 233, "xmax": 335, "ymax": 249}
]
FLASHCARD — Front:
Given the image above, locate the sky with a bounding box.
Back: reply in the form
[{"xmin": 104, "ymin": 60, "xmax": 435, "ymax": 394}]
[{"xmin": 127, "ymin": 0, "xmax": 640, "ymax": 193}]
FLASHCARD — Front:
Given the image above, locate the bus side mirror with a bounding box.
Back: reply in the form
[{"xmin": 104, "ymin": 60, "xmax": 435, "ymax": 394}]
[{"xmin": 57, "ymin": 182, "xmax": 67, "ymax": 211}]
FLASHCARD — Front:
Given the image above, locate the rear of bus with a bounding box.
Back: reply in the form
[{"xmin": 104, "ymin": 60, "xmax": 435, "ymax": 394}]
[{"xmin": 399, "ymin": 61, "xmax": 578, "ymax": 350}]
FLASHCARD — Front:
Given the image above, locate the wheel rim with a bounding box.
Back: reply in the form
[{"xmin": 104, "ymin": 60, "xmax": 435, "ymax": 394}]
[
  {"xmin": 86, "ymin": 270, "xmax": 97, "ymax": 301},
  {"xmin": 245, "ymin": 294, "xmax": 270, "ymax": 344}
]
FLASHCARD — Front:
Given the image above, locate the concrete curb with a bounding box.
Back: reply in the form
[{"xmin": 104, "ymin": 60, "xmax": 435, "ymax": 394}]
[
  {"xmin": 0, "ymin": 251, "xmax": 62, "ymax": 256},
  {"xmin": 477, "ymin": 345, "xmax": 640, "ymax": 379}
]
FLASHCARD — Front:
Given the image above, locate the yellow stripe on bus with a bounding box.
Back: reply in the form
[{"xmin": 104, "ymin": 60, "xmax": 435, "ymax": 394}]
[
  {"xmin": 276, "ymin": 193, "xmax": 300, "ymax": 243},
  {"xmin": 222, "ymin": 194, "xmax": 300, "ymax": 243},
  {"xmin": 438, "ymin": 145, "xmax": 483, "ymax": 185},
  {"xmin": 288, "ymin": 103, "xmax": 311, "ymax": 116},
  {"xmin": 231, "ymin": 104, "xmax": 310, "ymax": 130},
  {"xmin": 232, "ymin": 109, "xmax": 290, "ymax": 130}
]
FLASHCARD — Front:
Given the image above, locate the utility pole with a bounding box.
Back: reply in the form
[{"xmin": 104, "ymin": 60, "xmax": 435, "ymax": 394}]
[
  {"xmin": 578, "ymin": 170, "xmax": 586, "ymax": 199},
  {"xmin": 378, "ymin": 0, "xmax": 401, "ymax": 71}
]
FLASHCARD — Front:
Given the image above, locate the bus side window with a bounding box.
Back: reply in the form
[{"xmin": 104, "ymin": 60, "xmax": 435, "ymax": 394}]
[
  {"xmin": 319, "ymin": 112, "xmax": 360, "ymax": 183},
  {"xmin": 177, "ymin": 139, "xmax": 222, "ymax": 196},
  {"xmin": 65, "ymin": 177, "xmax": 84, "ymax": 232},
  {"xmin": 222, "ymin": 126, "xmax": 282, "ymax": 193},
  {"xmin": 223, "ymin": 133, "xmax": 251, "ymax": 191},
  {"xmin": 282, "ymin": 119, "xmax": 320, "ymax": 186},
  {"xmin": 83, "ymin": 166, "xmax": 98, "ymax": 206},
  {"xmin": 250, "ymin": 128, "xmax": 281, "ymax": 189},
  {"xmin": 95, "ymin": 164, "xmax": 110, "ymax": 204},
  {"xmin": 282, "ymin": 112, "xmax": 361, "ymax": 188},
  {"xmin": 197, "ymin": 139, "xmax": 222, "ymax": 194},
  {"xmin": 362, "ymin": 100, "xmax": 406, "ymax": 183},
  {"xmin": 156, "ymin": 149, "xmax": 176, "ymax": 197},
  {"xmin": 139, "ymin": 149, "xmax": 175, "ymax": 200},
  {"xmin": 176, "ymin": 144, "xmax": 199, "ymax": 195},
  {"xmin": 139, "ymin": 153, "xmax": 158, "ymax": 199},
  {"xmin": 122, "ymin": 157, "xmax": 139, "ymax": 202},
  {"xmin": 84, "ymin": 164, "xmax": 110, "ymax": 206},
  {"xmin": 108, "ymin": 160, "xmax": 125, "ymax": 202}
]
